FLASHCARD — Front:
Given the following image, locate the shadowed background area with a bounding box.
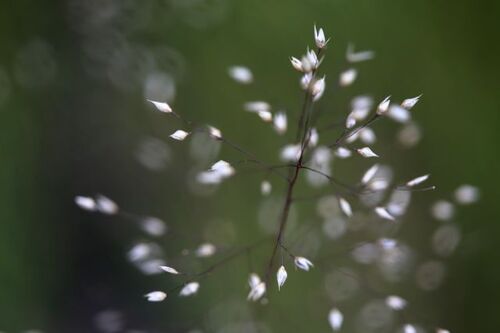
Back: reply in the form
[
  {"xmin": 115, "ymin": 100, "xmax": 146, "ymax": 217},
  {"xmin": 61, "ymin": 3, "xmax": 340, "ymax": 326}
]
[{"xmin": 0, "ymin": 0, "xmax": 498, "ymax": 332}]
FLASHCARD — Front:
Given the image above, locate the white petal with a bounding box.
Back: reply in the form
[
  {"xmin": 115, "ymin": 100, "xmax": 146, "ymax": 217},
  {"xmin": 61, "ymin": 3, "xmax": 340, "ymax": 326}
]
[
  {"xmin": 159, "ymin": 265, "xmax": 179, "ymax": 275},
  {"xmin": 436, "ymin": 329, "xmax": 450, "ymax": 333},
  {"xmin": 308, "ymin": 128, "xmax": 319, "ymax": 147},
  {"xmin": 75, "ymin": 196, "xmax": 96, "ymax": 211},
  {"xmin": 248, "ymin": 273, "xmax": 261, "ymax": 289},
  {"xmin": 328, "ymin": 308, "xmax": 344, "ymax": 331},
  {"xmin": 339, "ymin": 197, "xmax": 352, "ymax": 217},
  {"xmin": 406, "ymin": 174, "xmax": 429, "ymax": 187},
  {"xmin": 144, "ymin": 291, "xmax": 167, "ymax": 302},
  {"xmin": 276, "ymin": 265, "xmax": 288, "ymax": 290},
  {"xmin": 228, "ymin": 65, "xmax": 253, "ymax": 84},
  {"xmin": 401, "ymin": 95, "xmax": 422, "ymax": 109},
  {"xmin": 359, "ymin": 127, "xmax": 376, "ymax": 144},
  {"xmin": 210, "ymin": 160, "xmax": 235, "ymax": 177},
  {"xmin": 375, "ymin": 207, "xmax": 395, "ymax": 221},
  {"xmin": 357, "ymin": 147, "xmax": 379, "ymax": 158},
  {"xmin": 179, "ymin": 282, "xmax": 200, "ymax": 296},
  {"xmin": 148, "ymin": 100, "xmax": 172, "ymax": 113},
  {"xmin": 170, "ymin": 130, "xmax": 189, "ymax": 141}
]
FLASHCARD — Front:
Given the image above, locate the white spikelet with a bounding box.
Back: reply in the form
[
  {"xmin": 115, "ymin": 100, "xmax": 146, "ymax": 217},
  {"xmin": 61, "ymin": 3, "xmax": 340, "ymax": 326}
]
[
  {"xmin": 179, "ymin": 282, "xmax": 200, "ymax": 296},
  {"xmin": 357, "ymin": 147, "xmax": 379, "ymax": 158},
  {"xmin": 159, "ymin": 265, "xmax": 179, "ymax": 275},
  {"xmin": 170, "ymin": 130, "xmax": 189, "ymax": 141},
  {"xmin": 75, "ymin": 196, "xmax": 96, "ymax": 211},
  {"xmin": 339, "ymin": 197, "xmax": 353, "ymax": 217},
  {"xmin": 339, "ymin": 68, "xmax": 357, "ymax": 87},
  {"xmin": 328, "ymin": 308, "xmax": 344, "ymax": 331},
  {"xmin": 385, "ymin": 295, "xmax": 407, "ymax": 310},
  {"xmin": 406, "ymin": 174, "xmax": 430, "ymax": 187},
  {"xmin": 361, "ymin": 164, "xmax": 379, "ymax": 184},
  {"xmin": 375, "ymin": 207, "xmax": 395, "ymax": 221},
  {"xmin": 148, "ymin": 100, "xmax": 172, "ymax": 113},
  {"xmin": 228, "ymin": 65, "xmax": 253, "ymax": 84},
  {"xmin": 377, "ymin": 96, "xmax": 391, "ymax": 115},
  {"xmin": 346, "ymin": 43, "xmax": 375, "ymax": 63},
  {"xmin": 276, "ymin": 265, "xmax": 288, "ymax": 290},
  {"xmin": 314, "ymin": 25, "xmax": 329, "ymax": 49},
  {"xmin": 95, "ymin": 194, "xmax": 119, "ymax": 215},
  {"xmin": 294, "ymin": 256, "xmax": 314, "ymax": 271},
  {"xmin": 401, "ymin": 95, "xmax": 422, "ymax": 109},
  {"xmin": 144, "ymin": 291, "xmax": 167, "ymax": 302},
  {"xmin": 273, "ymin": 112, "xmax": 288, "ymax": 134},
  {"xmin": 261, "ymin": 181, "xmax": 272, "ymax": 195}
]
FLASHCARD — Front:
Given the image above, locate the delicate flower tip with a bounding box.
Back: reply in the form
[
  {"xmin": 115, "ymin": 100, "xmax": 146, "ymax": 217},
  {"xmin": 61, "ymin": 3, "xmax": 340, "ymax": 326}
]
[
  {"xmin": 385, "ymin": 295, "xmax": 407, "ymax": 310},
  {"xmin": 346, "ymin": 115, "xmax": 356, "ymax": 129},
  {"xmin": 144, "ymin": 291, "xmax": 167, "ymax": 302},
  {"xmin": 401, "ymin": 95, "xmax": 422, "ymax": 109},
  {"xmin": 195, "ymin": 243, "xmax": 216, "ymax": 258},
  {"xmin": 339, "ymin": 197, "xmax": 353, "ymax": 217},
  {"xmin": 294, "ymin": 256, "xmax": 314, "ymax": 271},
  {"xmin": 339, "ymin": 68, "xmax": 358, "ymax": 87},
  {"xmin": 359, "ymin": 127, "xmax": 376, "ymax": 144},
  {"xmin": 210, "ymin": 160, "xmax": 235, "ymax": 177},
  {"xmin": 357, "ymin": 147, "xmax": 379, "ymax": 158},
  {"xmin": 290, "ymin": 57, "xmax": 304, "ymax": 72},
  {"xmin": 314, "ymin": 25, "xmax": 328, "ymax": 49},
  {"xmin": 228, "ymin": 65, "xmax": 253, "ymax": 84},
  {"xmin": 207, "ymin": 126, "xmax": 222, "ymax": 139},
  {"xmin": 273, "ymin": 112, "xmax": 288, "ymax": 134},
  {"xmin": 276, "ymin": 265, "xmax": 288, "ymax": 290},
  {"xmin": 197, "ymin": 160, "xmax": 235, "ymax": 184},
  {"xmin": 95, "ymin": 194, "xmax": 119, "ymax": 215},
  {"xmin": 261, "ymin": 180, "xmax": 272, "ymax": 196},
  {"xmin": 147, "ymin": 99, "xmax": 172, "ymax": 113},
  {"xmin": 159, "ymin": 265, "xmax": 179, "ymax": 275},
  {"xmin": 247, "ymin": 281, "xmax": 266, "ymax": 301},
  {"xmin": 311, "ymin": 76, "xmax": 326, "ymax": 101},
  {"xmin": 170, "ymin": 130, "xmax": 190, "ymax": 141},
  {"xmin": 406, "ymin": 174, "xmax": 430, "ymax": 187},
  {"xmin": 75, "ymin": 196, "xmax": 97, "ymax": 211},
  {"xmin": 377, "ymin": 96, "xmax": 391, "ymax": 115},
  {"xmin": 328, "ymin": 308, "xmax": 343, "ymax": 331},
  {"xmin": 375, "ymin": 207, "xmax": 396, "ymax": 221},
  {"xmin": 346, "ymin": 43, "xmax": 375, "ymax": 63},
  {"xmin": 179, "ymin": 282, "xmax": 200, "ymax": 296},
  {"xmin": 361, "ymin": 164, "xmax": 379, "ymax": 184}
]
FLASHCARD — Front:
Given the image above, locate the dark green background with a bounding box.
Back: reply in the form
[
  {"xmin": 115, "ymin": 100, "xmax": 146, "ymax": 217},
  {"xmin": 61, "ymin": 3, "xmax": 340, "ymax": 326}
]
[{"xmin": 0, "ymin": 0, "xmax": 498, "ymax": 332}]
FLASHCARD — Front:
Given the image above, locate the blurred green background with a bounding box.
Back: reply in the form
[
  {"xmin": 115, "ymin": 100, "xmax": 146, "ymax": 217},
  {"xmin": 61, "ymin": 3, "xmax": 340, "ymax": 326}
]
[{"xmin": 0, "ymin": 0, "xmax": 498, "ymax": 332}]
